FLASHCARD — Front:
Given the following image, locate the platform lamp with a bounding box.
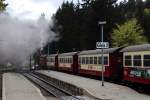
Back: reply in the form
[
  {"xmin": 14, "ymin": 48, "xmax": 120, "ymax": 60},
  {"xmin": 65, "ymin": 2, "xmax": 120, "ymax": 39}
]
[{"xmin": 98, "ymin": 21, "xmax": 106, "ymax": 86}]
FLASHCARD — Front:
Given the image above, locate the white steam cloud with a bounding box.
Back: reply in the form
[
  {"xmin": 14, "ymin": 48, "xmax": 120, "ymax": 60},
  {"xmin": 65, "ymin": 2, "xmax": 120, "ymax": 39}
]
[{"xmin": 0, "ymin": 13, "xmax": 56, "ymax": 67}]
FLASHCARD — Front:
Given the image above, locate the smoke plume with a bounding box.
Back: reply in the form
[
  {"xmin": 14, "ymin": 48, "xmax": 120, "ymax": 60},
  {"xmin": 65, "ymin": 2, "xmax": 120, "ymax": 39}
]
[{"xmin": 0, "ymin": 13, "xmax": 56, "ymax": 68}]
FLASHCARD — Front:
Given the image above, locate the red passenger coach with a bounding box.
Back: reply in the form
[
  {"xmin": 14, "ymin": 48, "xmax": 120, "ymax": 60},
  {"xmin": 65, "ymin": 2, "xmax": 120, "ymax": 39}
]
[
  {"xmin": 47, "ymin": 54, "xmax": 58, "ymax": 70},
  {"xmin": 58, "ymin": 52, "xmax": 78, "ymax": 73},
  {"xmin": 121, "ymin": 44, "xmax": 150, "ymax": 85},
  {"xmin": 78, "ymin": 48, "xmax": 123, "ymax": 79}
]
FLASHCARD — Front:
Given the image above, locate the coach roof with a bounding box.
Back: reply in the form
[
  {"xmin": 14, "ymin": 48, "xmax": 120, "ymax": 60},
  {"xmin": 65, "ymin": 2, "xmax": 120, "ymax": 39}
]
[
  {"xmin": 47, "ymin": 54, "xmax": 58, "ymax": 57},
  {"xmin": 79, "ymin": 48, "xmax": 120, "ymax": 55},
  {"xmin": 59, "ymin": 52, "xmax": 77, "ymax": 56},
  {"xmin": 120, "ymin": 44, "xmax": 150, "ymax": 52}
]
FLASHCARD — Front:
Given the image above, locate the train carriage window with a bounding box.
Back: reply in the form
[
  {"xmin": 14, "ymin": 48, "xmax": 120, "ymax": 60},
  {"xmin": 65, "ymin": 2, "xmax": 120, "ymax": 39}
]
[
  {"xmin": 51, "ymin": 58, "xmax": 52, "ymax": 62},
  {"xmin": 125, "ymin": 55, "xmax": 132, "ymax": 66},
  {"xmin": 86, "ymin": 57, "xmax": 89, "ymax": 64},
  {"xmin": 94, "ymin": 57, "xmax": 97, "ymax": 64},
  {"xmin": 65, "ymin": 58, "xmax": 67, "ymax": 63},
  {"xmin": 68, "ymin": 58, "xmax": 70, "ymax": 63},
  {"xmin": 88, "ymin": 57, "xmax": 90, "ymax": 64},
  {"xmin": 71, "ymin": 58, "xmax": 72, "ymax": 63},
  {"xmin": 61, "ymin": 58, "xmax": 63, "ymax": 63},
  {"xmin": 50, "ymin": 58, "xmax": 52, "ymax": 62},
  {"xmin": 60, "ymin": 58, "xmax": 61, "ymax": 62},
  {"xmin": 98, "ymin": 56, "xmax": 102, "ymax": 64},
  {"xmin": 90, "ymin": 57, "xmax": 93, "ymax": 64},
  {"xmin": 53, "ymin": 58, "xmax": 54, "ymax": 62},
  {"xmin": 85, "ymin": 57, "xmax": 87, "ymax": 64},
  {"xmin": 68, "ymin": 58, "xmax": 71, "ymax": 63},
  {"xmin": 69, "ymin": 58, "xmax": 71, "ymax": 63},
  {"xmin": 104, "ymin": 56, "xmax": 108, "ymax": 65},
  {"xmin": 64, "ymin": 58, "xmax": 66, "ymax": 63},
  {"xmin": 67, "ymin": 58, "xmax": 69, "ymax": 63},
  {"xmin": 144, "ymin": 55, "xmax": 150, "ymax": 67},
  {"xmin": 82, "ymin": 57, "xmax": 85, "ymax": 64},
  {"xmin": 79, "ymin": 57, "xmax": 81, "ymax": 64},
  {"xmin": 69, "ymin": 58, "xmax": 70, "ymax": 63},
  {"xmin": 133, "ymin": 55, "xmax": 141, "ymax": 66},
  {"xmin": 60, "ymin": 58, "xmax": 62, "ymax": 63},
  {"xmin": 68, "ymin": 58, "xmax": 69, "ymax": 63},
  {"xmin": 70, "ymin": 58, "xmax": 71, "ymax": 63},
  {"xmin": 67, "ymin": 58, "xmax": 68, "ymax": 63},
  {"xmin": 65, "ymin": 58, "xmax": 66, "ymax": 63},
  {"xmin": 62, "ymin": 58, "xmax": 64, "ymax": 63},
  {"xmin": 66, "ymin": 58, "xmax": 68, "ymax": 63},
  {"xmin": 63, "ymin": 58, "xmax": 65, "ymax": 63},
  {"xmin": 51, "ymin": 58, "xmax": 53, "ymax": 62}
]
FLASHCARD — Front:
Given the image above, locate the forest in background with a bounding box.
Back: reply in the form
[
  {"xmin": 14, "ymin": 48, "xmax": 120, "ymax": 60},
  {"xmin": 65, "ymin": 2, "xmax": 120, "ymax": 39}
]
[
  {"xmin": 46, "ymin": 0, "xmax": 150, "ymax": 54},
  {"xmin": 1, "ymin": 0, "xmax": 150, "ymax": 54}
]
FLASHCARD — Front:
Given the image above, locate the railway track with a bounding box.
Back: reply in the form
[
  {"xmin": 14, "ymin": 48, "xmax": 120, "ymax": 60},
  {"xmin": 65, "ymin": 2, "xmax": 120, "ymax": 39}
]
[{"xmin": 23, "ymin": 73, "xmax": 82, "ymax": 100}]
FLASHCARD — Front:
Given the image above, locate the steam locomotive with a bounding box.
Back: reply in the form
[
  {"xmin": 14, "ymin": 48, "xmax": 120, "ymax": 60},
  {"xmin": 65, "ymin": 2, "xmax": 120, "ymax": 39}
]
[{"xmin": 36, "ymin": 44, "xmax": 150, "ymax": 85}]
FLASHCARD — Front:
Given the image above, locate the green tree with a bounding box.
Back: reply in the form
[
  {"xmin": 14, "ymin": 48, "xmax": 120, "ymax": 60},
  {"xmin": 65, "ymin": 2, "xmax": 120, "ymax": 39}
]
[
  {"xmin": 142, "ymin": 8, "xmax": 150, "ymax": 41},
  {"xmin": 79, "ymin": 0, "xmax": 118, "ymax": 49},
  {"xmin": 50, "ymin": 0, "xmax": 150, "ymax": 53},
  {"xmin": 51, "ymin": 1, "xmax": 78, "ymax": 52},
  {"xmin": 0, "ymin": 0, "xmax": 7, "ymax": 11},
  {"xmin": 111, "ymin": 18, "xmax": 147, "ymax": 47}
]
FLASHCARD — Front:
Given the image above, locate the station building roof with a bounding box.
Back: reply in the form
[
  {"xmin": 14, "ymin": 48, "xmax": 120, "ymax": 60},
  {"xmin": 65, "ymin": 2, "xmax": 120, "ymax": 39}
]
[
  {"xmin": 120, "ymin": 44, "xmax": 150, "ymax": 52},
  {"xmin": 78, "ymin": 48, "xmax": 120, "ymax": 55}
]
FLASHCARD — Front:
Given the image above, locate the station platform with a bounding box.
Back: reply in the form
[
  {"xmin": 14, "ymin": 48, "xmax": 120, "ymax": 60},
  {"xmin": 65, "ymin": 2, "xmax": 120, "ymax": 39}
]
[
  {"xmin": 38, "ymin": 70, "xmax": 150, "ymax": 100},
  {"xmin": 3, "ymin": 73, "xmax": 46, "ymax": 100}
]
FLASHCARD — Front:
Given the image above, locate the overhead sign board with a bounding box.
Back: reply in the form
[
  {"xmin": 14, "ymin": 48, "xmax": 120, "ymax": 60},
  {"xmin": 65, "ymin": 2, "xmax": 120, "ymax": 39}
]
[
  {"xmin": 96, "ymin": 42, "xmax": 109, "ymax": 49},
  {"xmin": 98, "ymin": 21, "xmax": 106, "ymax": 25}
]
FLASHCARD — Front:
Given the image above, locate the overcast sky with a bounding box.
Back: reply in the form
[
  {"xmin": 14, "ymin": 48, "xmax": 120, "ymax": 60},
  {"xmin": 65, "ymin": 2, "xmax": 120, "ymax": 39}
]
[{"xmin": 5, "ymin": 0, "xmax": 122, "ymax": 20}]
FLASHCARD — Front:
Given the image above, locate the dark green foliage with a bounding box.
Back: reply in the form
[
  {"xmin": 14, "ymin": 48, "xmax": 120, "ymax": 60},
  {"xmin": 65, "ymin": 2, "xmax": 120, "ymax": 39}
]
[
  {"xmin": 0, "ymin": 0, "xmax": 7, "ymax": 11},
  {"xmin": 48, "ymin": 0, "xmax": 150, "ymax": 53}
]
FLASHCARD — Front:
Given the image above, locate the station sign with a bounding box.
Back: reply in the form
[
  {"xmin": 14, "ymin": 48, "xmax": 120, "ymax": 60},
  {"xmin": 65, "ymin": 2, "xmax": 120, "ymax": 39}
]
[{"xmin": 96, "ymin": 42, "xmax": 109, "ymax": 49}]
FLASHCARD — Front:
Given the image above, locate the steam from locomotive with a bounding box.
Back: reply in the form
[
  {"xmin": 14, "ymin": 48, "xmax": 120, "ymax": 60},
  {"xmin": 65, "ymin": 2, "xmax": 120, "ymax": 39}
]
[{"xmin": 0, "ymin": 13, "xmax": 56, "ymax": 67}]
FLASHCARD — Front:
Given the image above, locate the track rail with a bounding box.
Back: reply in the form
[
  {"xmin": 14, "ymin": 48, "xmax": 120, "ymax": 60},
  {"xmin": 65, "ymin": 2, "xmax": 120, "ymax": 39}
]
[{"xmin": 23, "ymin": 73, "xmax": 82, "ymax": 100}]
